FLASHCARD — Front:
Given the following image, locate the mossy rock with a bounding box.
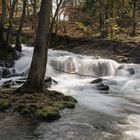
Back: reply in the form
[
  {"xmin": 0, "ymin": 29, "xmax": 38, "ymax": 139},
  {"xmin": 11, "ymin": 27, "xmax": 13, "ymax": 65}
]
[
  {"xmin": 47, "ymin": 90, "xmax": 64, "ymax": 97},
  {"xmin": 16, "ymin": 104, "xmax": 30, "ymax": 115},
  {"xmin": 52, "ymin": 101, "xmax": 65, "ymax": 110},
  {"xmin": 35, "ymin": 107, "xmax": 60, "ymax": 121},
  {"xmin": 47, "ymin": 107, "xmax": 60, "ymax": 120},
  {"xmin": 35, "ymin": 109, "xmax": 48, "ymax": 120},
  {"xmin": 113, "ymin": 55, "xmax": 128, "ymax": 63},
  {"xmin": 64, "ymin": 96, "xmax": 78, "ymax": 103},
  {"xmin": 65, "ymin": 101, "xmax": 76, "ymax": 109},
  {"xmin": 0, "ymin": 101, "xmax": 11, "ymax": 111}
]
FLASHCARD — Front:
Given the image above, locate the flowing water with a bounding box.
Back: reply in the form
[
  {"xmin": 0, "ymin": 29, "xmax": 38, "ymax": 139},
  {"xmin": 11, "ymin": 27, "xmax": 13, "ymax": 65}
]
[{"xmin": 0, "ymin": 45, "xmax": 140, "ymax": 140}]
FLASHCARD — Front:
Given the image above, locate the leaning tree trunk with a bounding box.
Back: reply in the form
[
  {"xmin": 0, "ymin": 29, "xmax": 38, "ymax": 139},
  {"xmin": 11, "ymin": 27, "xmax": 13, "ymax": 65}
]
[
  {"xmin": 22, "ymin": 0, "xmax": 52, "ymax": 91},
  {"xmin": 15, "ymin": 0, "xmax": 27, "ymax": 52}
]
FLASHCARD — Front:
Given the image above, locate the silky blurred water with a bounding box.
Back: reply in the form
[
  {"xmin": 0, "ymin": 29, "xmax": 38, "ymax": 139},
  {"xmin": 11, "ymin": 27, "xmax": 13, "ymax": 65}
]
[{"xmin": 0, "ymin": 45, "xmax": 140, "ymax": 140}]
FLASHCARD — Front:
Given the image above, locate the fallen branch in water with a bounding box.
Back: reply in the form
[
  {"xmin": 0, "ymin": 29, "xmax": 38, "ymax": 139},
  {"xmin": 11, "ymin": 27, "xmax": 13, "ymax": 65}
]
[{"xmin": 53, "ymin": 67, "xmax": 99, "ymax": 78}]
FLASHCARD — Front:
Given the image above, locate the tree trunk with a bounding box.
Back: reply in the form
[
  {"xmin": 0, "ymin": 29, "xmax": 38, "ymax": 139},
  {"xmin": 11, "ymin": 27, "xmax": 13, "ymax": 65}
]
[
  {"xmin": 22, "ymin": 0, "xmax": 52, "ymax": 91},
  {"xmin": 33, "ymin": 0, "xmax": 37, "ymax": 32},
  {"xmin": 15, "ymin": 0, "xmax": 27, "ymax": 51},
  {"xmin": 99, "ymin": 0, "xmax": 104, "ymax": 38},
  {"xmin": 0, "ymin": 0, "xmax": 7, "ymax": 44},
  {"xmin": 132, "ymin": 0, "xmax": 136, "ymax": 36},
  {"xmin": 6, "ymin": 0, "xmax": 18, "ymax": 44}
]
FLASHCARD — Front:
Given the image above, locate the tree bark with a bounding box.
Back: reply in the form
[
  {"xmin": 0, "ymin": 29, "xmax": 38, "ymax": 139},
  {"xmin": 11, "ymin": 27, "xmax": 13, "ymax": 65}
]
[
  {"xmin": 132, "ymin": 0, "xmax": 136, "ymax": 36},
  {"xmin": 6, "ymin": 0, "xmax": 18, "ymax": 44},
  {"xmin": 0, "ymin": 0, "xmax": 7, "ymax": 44},
  {"xmin": 15, "ymin": 0, "xmax": 27, "ymax": 51},
  {"xmin": 22, "ymin": 0, "xmax": 52, "ymax": 91}
]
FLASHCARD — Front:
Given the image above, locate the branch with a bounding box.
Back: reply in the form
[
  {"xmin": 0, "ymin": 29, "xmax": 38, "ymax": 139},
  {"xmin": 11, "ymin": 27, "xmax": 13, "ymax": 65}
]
[{"xmin": 47, "ymin": 0, "xmax": 64, "ymax": 47}]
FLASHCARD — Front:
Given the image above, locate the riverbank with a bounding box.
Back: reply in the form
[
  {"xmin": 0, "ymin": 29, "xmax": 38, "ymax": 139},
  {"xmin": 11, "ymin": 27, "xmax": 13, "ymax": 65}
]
[
  {"xmin": 0, "ymin": 88, "xmax": 77, "ymax": 121},
  {"xmin": 51, "ymin": 35, "xmax": 140, "ymax": 63}
]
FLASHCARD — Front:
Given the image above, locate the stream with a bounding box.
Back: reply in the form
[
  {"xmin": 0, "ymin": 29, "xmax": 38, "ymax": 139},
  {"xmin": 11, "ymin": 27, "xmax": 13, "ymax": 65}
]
[{"xmin": 0, "ymin": 45, "xmax": 140, "ymax": 140}]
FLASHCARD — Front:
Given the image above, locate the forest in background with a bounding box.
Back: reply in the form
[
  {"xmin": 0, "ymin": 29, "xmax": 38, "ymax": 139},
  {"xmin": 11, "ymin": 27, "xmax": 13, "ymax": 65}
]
[
  {"xmin": 0, "ymin": 0, "xmax": 140, "ymax": 49},
  {"xmin": 0, "ymin": 0, "xmax": 140, "ymax": 123}
]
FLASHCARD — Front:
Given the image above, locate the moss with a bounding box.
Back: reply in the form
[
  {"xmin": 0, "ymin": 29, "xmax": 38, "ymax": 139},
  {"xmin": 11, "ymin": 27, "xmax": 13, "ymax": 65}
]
[
  {"xmin": 65, "ymin": 101, "xmax": 76, "ymax": 109},
  {"xmin": 16, "ymin": 104, "xmax": 30, "ymax": 115},
  {"xmin": 35, "ymin": 107, "xmax": 60, "ymax": 121},
  {"xmin": 52, "ymin": 101, "xmax": 65, "ymax": 110},
  {"xmin": 0, "ymin": 101, "xmax": 11, "ymax": 111},
  {"xmin": 47, "ymin": 107, "xmax": 60, "ymax": 120},
  {"xmin": 46, "ymin": 90, "xmax": 64, "ymax": 97},
  {"xmin": 64, "ymin": 96, "xmax": 78, "ymax": 103},
  {"xmin": 113, "ymin": 55, "xmax": 128, "ymax": 63},
  {"xmin": 0, "ymin": 89, "xmax": 77, "ymax": 121},
  {"xmin": 35, "ymin": 109, "xmax": 48, "ymax": 120}
]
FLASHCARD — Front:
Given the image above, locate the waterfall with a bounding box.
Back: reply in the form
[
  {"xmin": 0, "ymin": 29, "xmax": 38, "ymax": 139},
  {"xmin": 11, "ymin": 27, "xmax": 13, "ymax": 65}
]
[{"xmin": 49, "ymin": 51, "xmax": 119, "ymax": 77}]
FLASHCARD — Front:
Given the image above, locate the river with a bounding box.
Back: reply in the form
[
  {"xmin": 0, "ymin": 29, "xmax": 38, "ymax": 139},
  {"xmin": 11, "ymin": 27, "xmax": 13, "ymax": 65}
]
[{"xmin": 0, "ymin": 45, "xmax": 140, "ymax": 140}]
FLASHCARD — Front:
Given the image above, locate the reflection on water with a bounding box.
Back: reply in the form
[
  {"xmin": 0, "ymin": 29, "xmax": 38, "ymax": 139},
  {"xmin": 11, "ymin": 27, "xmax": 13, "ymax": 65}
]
[
  {"xmin": 0, "ymin": 45, "xmax": 140, "ymax": 140},
  {"xmin": 0, "ymin": 113, "xmax": 38, "ymax": 140}
]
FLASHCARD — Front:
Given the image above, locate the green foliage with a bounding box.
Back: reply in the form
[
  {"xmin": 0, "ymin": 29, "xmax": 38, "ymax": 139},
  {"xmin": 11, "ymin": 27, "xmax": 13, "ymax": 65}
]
[
  {"xmin": 75, "ymin": 22, "xmax": 87, "ymax": 31},
  {"xmin": 105, "ymin": 17, "xmax": 128, "ymax": 40}
]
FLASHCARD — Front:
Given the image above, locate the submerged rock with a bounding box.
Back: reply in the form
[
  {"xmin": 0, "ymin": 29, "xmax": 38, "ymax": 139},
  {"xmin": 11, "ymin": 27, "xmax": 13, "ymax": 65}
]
[{"xmin": 97, "ymin": 83, "xmax": 109, "ymax": 91}]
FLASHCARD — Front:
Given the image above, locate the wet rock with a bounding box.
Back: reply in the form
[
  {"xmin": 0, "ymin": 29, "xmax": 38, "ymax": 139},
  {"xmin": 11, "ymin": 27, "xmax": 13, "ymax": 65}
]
[
  {"xmin": 90, "ymin": 78, "xmax": 103, "ymax": 84},
  {"xmin": 127, "ymin": 68, "xmax": 135, "ymax": 75},
  {"xmin": 97, "ymin": 83, "xmax": 109, "ymax": 91},
  {"xmin": 0, "ymin": 60, "xmax": 14, "ymax": 68},
  {"xmin": 65, "ymin": 101, "xmax": 76, "ymax": 109},
  {"xmin": 2, "ymin": 68, "xmax": 10, "ymax": 78},
  {"xmin": 1, "ymin": 80, "xmax": 17, "ymax": 88},
  {"xmin": 0, "ymin": 61, "xmax": 5, "ymax": 67},
  {"xmin": 44, "ymin": 77, "xmax": 52, "ymax": 87},
  {"xmin": 63, "ymin": 96, "xmax": 78, "ymax": 103},
  {"xmin": 44, "ymin": 77, "xmax": 58, "ymax": 88}
]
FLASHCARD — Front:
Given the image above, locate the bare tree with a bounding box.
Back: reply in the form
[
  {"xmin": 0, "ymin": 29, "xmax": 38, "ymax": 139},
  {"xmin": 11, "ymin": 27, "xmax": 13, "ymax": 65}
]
[
  {"xmin": 15, "ymin": 0, "xmax": 27, "ymax": 51},
  {"xmin": 21, "ymin": 0, "xmax": 52, "ymax": 91}
]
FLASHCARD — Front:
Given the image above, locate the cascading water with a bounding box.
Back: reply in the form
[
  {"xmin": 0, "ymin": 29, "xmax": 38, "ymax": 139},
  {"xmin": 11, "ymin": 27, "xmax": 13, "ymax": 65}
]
[{"xmin": 0, "ymin": 45, "xmax": 140, "ymax": 140}]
